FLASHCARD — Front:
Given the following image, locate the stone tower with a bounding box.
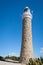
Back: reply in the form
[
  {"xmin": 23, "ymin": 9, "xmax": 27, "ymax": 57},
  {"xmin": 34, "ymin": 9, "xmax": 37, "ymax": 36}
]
[{"xmin": 20, "ymin": 7, "xmax": 34, "ymax": 64}]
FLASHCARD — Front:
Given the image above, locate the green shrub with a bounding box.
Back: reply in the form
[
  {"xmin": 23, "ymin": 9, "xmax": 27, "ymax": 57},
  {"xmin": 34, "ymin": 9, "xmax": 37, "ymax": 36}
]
[
  {"xmin": 0, "ymin": 56, "xmax": 5, "ymax": 61},
  {"xmin": 5, "ymin": 56, "xmax": 20, "ymax": 61},
  {"xmin": 28, "ymin": 58, "xmax": 43, "ymax": 65}
]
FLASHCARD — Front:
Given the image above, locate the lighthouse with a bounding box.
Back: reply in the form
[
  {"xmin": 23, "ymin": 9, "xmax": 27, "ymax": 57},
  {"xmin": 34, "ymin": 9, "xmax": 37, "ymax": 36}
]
[{"xmin": 20, "ymin": 7, "xmax": 34, "ymax": 64}]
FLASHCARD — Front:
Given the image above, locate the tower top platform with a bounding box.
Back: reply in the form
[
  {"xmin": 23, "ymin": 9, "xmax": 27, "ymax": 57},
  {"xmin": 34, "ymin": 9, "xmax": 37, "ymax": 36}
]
[
  {"xmin": 22, "ymin": 7, "xmax": 32, "ymax": 19},
  {"xmin": 24, "ymin": 7, "xmax": 29, "ymax": 12}
]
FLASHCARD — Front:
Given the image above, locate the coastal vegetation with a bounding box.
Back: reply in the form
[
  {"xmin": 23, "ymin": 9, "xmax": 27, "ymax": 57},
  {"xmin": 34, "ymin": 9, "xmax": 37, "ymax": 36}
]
[
  {"xmin": 0, "ymin": 56, "xmax": 43, "ymax": 65},
  {"xmin": 28, "ymin": 57, "xmax": 43, "ymax": 65},
  {"xmin": 0, "ymin": 56, "xmax": 20, "ymax": 61},
  {"xmin": 5, "ymin": 56, "xmax": 20, "ymax": 61}
]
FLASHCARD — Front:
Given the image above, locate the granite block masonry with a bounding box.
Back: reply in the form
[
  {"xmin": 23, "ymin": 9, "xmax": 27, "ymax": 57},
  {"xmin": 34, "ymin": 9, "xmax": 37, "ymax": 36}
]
[{"xmin": 20, "ymin": 7, "xmax": 34, "ymax": 64}]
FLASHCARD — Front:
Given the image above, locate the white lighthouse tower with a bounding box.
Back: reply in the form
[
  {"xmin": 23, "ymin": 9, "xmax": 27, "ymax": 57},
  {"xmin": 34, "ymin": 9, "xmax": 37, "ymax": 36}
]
[{"xmin": 20, "ymin": 7, "xmax": 34, "ymax": 64}]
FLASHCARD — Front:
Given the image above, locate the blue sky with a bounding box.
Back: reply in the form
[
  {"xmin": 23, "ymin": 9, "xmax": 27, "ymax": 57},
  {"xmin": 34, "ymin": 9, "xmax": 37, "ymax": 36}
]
[{"xmin": 0, "ymin": 0, "xmax": 43, "ymax": 58}]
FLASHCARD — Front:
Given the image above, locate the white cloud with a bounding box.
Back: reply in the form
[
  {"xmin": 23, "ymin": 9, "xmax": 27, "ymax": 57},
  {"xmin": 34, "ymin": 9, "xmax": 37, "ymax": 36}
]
[
  {"xmin": 40, "ymin": 48, "xmax": 43, "ymax": 53},
  {"xmin": 8, "ymin": 52, "xmax": 19, "ymax": 57}
]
